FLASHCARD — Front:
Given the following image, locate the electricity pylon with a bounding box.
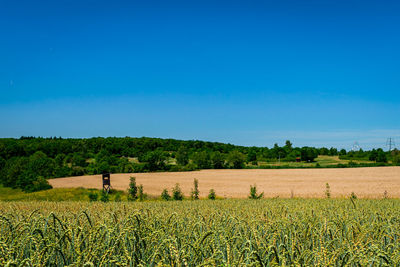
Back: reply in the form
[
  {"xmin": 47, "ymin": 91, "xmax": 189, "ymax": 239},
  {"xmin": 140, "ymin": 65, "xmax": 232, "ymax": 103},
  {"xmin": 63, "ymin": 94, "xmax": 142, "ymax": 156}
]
[{"xmin": 386, "ymin": 137, "xmax": 395, "ymax": 151}]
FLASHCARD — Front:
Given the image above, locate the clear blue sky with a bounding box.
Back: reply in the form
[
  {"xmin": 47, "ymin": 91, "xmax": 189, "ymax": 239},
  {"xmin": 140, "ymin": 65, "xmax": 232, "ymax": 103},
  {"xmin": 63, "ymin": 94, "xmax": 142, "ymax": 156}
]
[{"xmin": 1, "ymin": 0, "xmax": 399, "ymax": 150}]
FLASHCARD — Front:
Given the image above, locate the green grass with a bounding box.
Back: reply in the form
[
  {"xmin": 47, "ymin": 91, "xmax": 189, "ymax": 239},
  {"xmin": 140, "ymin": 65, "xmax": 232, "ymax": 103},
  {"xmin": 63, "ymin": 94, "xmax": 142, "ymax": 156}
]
[
  {"xmin": 0, "ymin": 199, "xmax": 399, "ymax": 265},
  {"xmin": 0, "ymin": 185, "xmax": 129, "ymax": 201},
  {"xmin": 254, "ymin": 155, "xmax": 376, "ymax": 168}
]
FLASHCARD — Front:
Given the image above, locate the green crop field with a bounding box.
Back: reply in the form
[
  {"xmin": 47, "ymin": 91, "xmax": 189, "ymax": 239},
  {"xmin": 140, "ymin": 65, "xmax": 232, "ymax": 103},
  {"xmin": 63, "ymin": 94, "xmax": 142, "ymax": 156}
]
[{"xmin": 1, "ymin": 199, "xmax": 399, "ymax": 266}]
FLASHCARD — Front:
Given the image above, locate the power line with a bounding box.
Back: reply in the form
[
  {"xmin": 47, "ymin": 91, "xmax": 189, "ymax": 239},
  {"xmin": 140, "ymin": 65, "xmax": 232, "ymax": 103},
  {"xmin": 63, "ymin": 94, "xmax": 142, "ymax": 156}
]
[
  {"xmin": 351, "ymin": 141, "xmax": 360, "ymax": 151},
  {"xmin": 386, "ymin": 137, "xmax": 395, "ymax": 151}
]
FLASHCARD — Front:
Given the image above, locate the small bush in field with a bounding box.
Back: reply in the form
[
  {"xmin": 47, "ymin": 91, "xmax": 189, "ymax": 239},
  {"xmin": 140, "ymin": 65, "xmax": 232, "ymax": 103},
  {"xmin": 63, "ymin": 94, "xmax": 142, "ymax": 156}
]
[
  {"xmin": 208, "ymin": 189, "xmax": 216, "ymax": 200},
  {"xmin": 138, "ymin": 184, "xmax": 147, "ymax": 201},
  {"xmin": 249, "ymin": 184, "xmax": 264, "ymax": 199},
  {"xmin": 172, "ymin": 183, "xmax": 184, "ymax": 201},
  {"xmin": 88, "ymin": 191, "xmax": 98, "ymax": 202},
  {"xmin": 128, "ymin": 176, "xmax": 138, "ymax": 201},
  {"xmin": 325, "ymin": 183, "xmax": 331, "ymax": 198},
  {"xmin": 191, "ymin": 178, "xmax": 199, "ymax": 200},
  {"xmin": 161, "ymin": 189, "xmax": 171, "ymax": 201}
]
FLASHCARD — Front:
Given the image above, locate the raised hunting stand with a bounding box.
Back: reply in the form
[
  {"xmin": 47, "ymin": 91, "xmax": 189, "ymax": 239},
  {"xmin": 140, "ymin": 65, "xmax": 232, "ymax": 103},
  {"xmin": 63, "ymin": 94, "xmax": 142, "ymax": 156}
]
[{"xmin": 102, "ymin": 173, "xmax": 111, "ymax": 193}]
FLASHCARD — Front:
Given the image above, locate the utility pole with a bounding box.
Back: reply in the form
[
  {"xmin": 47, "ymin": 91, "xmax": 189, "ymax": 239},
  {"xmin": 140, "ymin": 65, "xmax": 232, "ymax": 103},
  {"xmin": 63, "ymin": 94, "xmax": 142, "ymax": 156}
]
[{"xmin": 386, "ymin": 137, "xmax": 395, "ymax": 151}]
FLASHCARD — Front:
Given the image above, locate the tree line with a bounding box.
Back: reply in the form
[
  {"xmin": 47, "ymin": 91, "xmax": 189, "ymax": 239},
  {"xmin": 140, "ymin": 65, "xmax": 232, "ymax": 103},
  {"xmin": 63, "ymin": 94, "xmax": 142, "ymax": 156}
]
[{"xmin": 0, "ymin": 137, "xmax": 398, "ymax": 192}]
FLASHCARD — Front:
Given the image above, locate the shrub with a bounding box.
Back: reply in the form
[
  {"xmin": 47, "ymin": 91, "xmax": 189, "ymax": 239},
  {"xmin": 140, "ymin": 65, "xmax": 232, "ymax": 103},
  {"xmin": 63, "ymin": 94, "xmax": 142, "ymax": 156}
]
[
  {"xmin": 161, "ymin": 189, "xmax": 171, "ymax": 201},
  {"xmin": 249, "ymin": 184, "xmax": 264, "ymax": 199},
  {"xmin": 172, "ymin": 183, "xmax": 184, "ymax": 201},
  {"xmin": 184, "ymin": 162, "xmax": 198, "ymax": 171},
  {"xmin": 114, "ymin": 192, "xmax": 122, "ymax": 202},
  {"xmin": 325, "ymin": 183, "xmax": 331, "ymax": 198},
  {"xmin": 88, "ymin": 191, "xmax": 98, "ymax": 202},
  {"xmin": 376, "ymin": 150, "xmax": 387, "ymax": 163},
  {"xmin": 208, "ymin": 189, "xmax": 216, "ymax": 200},
  {"xmin": 348, "ymin": 161, "xmax": 357, "ymax": 167},
  {"xmin": 191, "ymin": 178, "xmax": 199, "ymax": 200},
  {"xmin": 138, "ymin": 184, "xmax": 147, "ymax": 201},
  {"xmin": 29, "ymin": 176, "xmax": 52, "ymax": 192},
  {"xmin": 128, "ymin": 176, "xmax": 138, "ymax": 201},
  {"xmin": 300, "ymin": 147, "xmax": 318, "ymax": 162},
  {"xmin": 100, "ymin": 191, "xmax": 109, "ymax": 202}
]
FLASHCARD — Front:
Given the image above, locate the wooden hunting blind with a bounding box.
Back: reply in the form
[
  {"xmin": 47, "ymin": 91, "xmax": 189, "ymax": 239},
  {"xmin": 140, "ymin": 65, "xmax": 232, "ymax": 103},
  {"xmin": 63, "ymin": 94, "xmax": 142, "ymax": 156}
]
[{"xmin": 102, "ymin": 173, "xmax": 111, "ymax": 193}]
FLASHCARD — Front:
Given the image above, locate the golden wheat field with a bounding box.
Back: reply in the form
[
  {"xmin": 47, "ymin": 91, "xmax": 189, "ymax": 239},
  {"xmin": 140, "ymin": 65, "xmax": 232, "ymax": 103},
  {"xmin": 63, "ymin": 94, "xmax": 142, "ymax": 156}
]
[{"xmin": 49, "ymin": 167, "xmax": 400, "ymax": 198}]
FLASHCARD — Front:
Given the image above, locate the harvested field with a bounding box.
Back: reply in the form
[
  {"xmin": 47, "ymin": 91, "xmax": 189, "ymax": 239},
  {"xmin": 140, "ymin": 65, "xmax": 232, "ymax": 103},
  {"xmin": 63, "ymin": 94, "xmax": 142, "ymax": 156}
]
[{"xmin": 49, "ymin": 167, "xmax": 400, "ymax": 198}]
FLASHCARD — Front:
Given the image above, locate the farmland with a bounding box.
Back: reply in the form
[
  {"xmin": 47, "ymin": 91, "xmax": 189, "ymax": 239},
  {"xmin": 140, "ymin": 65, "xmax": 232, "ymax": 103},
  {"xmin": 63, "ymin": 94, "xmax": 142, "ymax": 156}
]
[
  {"xmin": 49, "ymin": 166, "xmax": 400, "ymax": 198},
  {"xmin": 1, "ymin": 199, "xmax": 399, "ymax": 266}
]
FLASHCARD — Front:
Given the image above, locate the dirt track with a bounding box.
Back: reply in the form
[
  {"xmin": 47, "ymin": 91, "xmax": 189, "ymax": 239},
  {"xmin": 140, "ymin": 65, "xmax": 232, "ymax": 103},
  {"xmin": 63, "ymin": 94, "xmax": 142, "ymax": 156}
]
[{"xmin": 49, "ymin": 167, "xmax": 400, "ymax": 198}]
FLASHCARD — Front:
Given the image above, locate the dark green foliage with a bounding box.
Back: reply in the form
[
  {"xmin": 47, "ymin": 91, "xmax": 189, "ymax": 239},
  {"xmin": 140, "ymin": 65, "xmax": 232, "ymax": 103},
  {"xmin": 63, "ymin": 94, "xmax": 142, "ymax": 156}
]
[
  {"xmin": 208, "ymin": 189, "xmax": 216, "ymax": 200},
  {"xmin": 211, "ymin": 151, "xmax": 225, "ymax": 169},
  {"xmin": 0, "ymin": 137, "xmax": 395, "ymax": 192},
  {"xmin": 368, "ymin": 149, "xmax": 387, "ymax": 163},
  {"xmin": 29, "ymin": 176, "xmax": 52, "ymax": 192},
  {"xmin": 369, "ymin": 149, "xmax": 378, "ymax": 161},
  {"xmin": 227, "ymin": 150, "xmax": 246, "ymax": 169},
  {"xmin": 176, "ymin": 147, "xmax": 189, "ymax": 166},
  {"xmin": 114, "ymin": 192, "xmax": 122, "ymax": 202},
  {"xmin": 161, "ymin": 189, "xmax": 171, "ymax": 201},
  {"xmin": 392, "ymin": 149, "xmax": 400, "ymax": 165},
  {"xmin": 88, "ymin": 191, "xmax": 98, "ymax": 201},
  {"xmin": 329, "ymin": 147, "xmax": 338, "ymax": 156},
  {"xmin": 249, "ymin": 184, "xmax": 264, "ymax": 199},
  {"xmin": 192, "ymin": 151, "xmax": 211, "ymax": 169},
  {"xmin": 300, "ymin": 147, "xmax": 318, "ymax": 162},
  {"xmin": 96, "ymin": 161, "xmax": 111, "ymax": 174},
  {"xmin": 172, "ymin": 183, "xmax": 184, "ymax": 200},
  {"xmin": 376, "ymin": 149, "xmax": 387, "ymax": 163},
  {"xmin": 128, "ymin": 177, "xmax": 138, "ymax": 201},
  {"xmin": 284, "ymin": 140, "xmax": 293, "ymax": 150},
  {"xmin": 0, "ymin": 156, "xmax": 5, "ymax": 170},
  {"xmin": 100, "ymin": 191, "xmax": 110, "ymax": 202},
  {"xmin": 191, "ymin": 178, "xmax": 199, "ymax": 200},
  {"xmin": 138, "ymin": 184, "xmax": 147, "ymax": 201},
  {"xmin": 0, "ymin": 151, "xmax": 55, "ymax": 192},
  {"xmin": 246, "ymin": 149, "xmax": 257, "ymax": 163},
  {"xmin": 142, "ymin": 150, "xmax": 167, "ymax": 171},
  {"xmin": 71, "ymin": 153, "xmax": 87, "ymax": 167},
  {"xmin": 284, "ymin": 150, "xmax": 301, "ymax": 162}
]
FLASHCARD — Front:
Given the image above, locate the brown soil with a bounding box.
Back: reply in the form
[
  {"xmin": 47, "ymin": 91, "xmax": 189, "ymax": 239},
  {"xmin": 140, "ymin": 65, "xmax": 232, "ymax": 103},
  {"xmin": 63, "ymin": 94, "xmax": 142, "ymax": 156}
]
[{"xmin": 49, "ymin": 167, "xmax": 400, "ymax": 198}]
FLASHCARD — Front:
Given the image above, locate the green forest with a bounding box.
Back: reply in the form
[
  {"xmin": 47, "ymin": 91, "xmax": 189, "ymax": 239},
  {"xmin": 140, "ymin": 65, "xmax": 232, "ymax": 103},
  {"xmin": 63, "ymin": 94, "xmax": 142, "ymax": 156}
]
[{"xmin": 0, "ymin": 137, "xmax": 398, "ymax": 192}]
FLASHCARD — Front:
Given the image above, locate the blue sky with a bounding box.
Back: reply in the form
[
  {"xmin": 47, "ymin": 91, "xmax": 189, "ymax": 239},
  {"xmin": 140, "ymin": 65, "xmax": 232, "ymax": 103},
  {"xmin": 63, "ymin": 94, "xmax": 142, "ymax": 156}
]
[{"xmin": 1, "ymin": 0, "xmax": 399, "ymax": 149}]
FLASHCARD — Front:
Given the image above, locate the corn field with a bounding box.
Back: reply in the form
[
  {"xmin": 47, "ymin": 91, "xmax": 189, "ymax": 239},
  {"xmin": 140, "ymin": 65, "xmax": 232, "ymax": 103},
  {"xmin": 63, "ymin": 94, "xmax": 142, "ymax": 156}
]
[{"xmin": 0, "ymin": 199, "xmax": 399, "ymax": 266}]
